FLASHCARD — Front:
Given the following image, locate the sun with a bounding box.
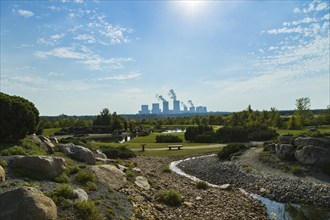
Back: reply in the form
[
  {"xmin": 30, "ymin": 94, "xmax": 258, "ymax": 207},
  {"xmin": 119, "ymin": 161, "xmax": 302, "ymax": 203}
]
[{"xmin": 175, "ymin": 0, "xmax": 207, "ymax": 17}]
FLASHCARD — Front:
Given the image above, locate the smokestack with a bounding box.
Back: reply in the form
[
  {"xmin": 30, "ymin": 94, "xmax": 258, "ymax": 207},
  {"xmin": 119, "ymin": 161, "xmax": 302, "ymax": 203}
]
[
  {"xmin": 156, "ymin": 94, "xmax": 167, "ymax": 102},
  {"xmin": 168, "ymin": 89, "xmax": 177, "ymax": 101},
  {"xmin": 188, "ymin": 100, "xmax": 194, "ymax": 107},
  {"xmin": 181, "ymin": 101, "xmax": 187, "ymax": 108}
]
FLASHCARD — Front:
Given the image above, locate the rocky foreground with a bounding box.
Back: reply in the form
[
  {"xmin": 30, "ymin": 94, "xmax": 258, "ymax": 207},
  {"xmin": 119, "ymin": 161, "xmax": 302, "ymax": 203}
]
[
  {"xmin": 178, "ymin": 155, "xmax": 330, "ymax": 209},
  {"xmin": 129, "ymin": 156, "xmax": 268, "ymax": 220}
]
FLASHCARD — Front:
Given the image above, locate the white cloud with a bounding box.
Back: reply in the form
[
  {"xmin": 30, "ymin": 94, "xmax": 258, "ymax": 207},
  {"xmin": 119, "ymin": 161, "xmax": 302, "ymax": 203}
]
[
  {"xmin": 48, "ymin": 72, "xmax": 64, "ymax": 77},
  {"xmin": 316, "ymin": 2, "xmax": 328, "ymax": 11},
  {"xmin": 99, "ymin": 72, "xmax": 142, "ymax": 81},
  {"xmin": 10, "ymin": 76, "xmax": 47, "ymax": 84},
  {"xmin": 37, "ymin": 34, "xmax": 65, "ymax": 46},
  {"xmin": 15, "ymin": 9, "xmax": 34, "ymax": 18},
  {"xmin": 74, "ymin": 34, "xmax": 96, "ymax": 43},
  {"xmin": 323, "ymin": 14, "xmax": 330, "ymax": 20},
  {"xmin": 81, "ymin": 57, "xmax": 134, "ymax": 70},
  {"xmin": 293, "ymin": 8, "xmax": 301, "ymax": 13},
  {"xmin": 35, "ymin": 47, "xmax": 87, "ymax": 59}
]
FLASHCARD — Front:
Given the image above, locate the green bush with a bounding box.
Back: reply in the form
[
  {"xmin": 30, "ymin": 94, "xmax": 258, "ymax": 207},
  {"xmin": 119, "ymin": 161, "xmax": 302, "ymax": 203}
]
[
  {"xmin": 216, "ymin": 127, "xmax": 248, "ymax": 143},
  {"xmin": 100, "ymin": 146, "xmax": 135, "ymax": 159},
  {"xmin": 195, "ymin": 181, "xmax": 209, "ymax": 189},
  {"xmin": 75, "ymin": 170, "xmax": 95, "ymax": 184},
  {"xmin": 74, "ymin": 200, "xmax": 103, "ymax": 220},
  {"xmin": 0, "ymin": 160, "xmax": 7, "ymax": 167},
  {"xmin": 156, "ymin": 189, "xmax": 183, "ymax": 207},
  {"xmin": 0, "ymin": 92, "xmax": 39, "ymax": 143},
  {"xmin": 155, "ymin": 135, "xmax": 182, "ymax": 143},
  {"xmin": 0, "ymin": 139, "xmax": 46, "ymax": 156},
  {"xmin": 48, "ymin": 184, "xmax": 75, "ymax": 207},
  {"xmin": 53, "ymin": 173, "xmax": 70, "ymax": 183},
  {"xmin": 217, "ymin": 143, "xmax": 246, "ymax": 160},
  {"xmin": 162, "ymin": 168, "xmax": 172, "ymax": 173},
  {"xmin": 290, "ymin": 165, "xmax": 303, "ymax": 174}
]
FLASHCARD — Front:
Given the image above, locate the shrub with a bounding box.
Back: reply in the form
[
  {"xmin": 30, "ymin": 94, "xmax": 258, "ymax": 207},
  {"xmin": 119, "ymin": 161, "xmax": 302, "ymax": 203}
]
[
  {"xmin": 162, "ymin": 168, "xmax": 172, "ymax": 173},
  {"xmin": 217, "ymin": 143, "xmax": 246, "ymax": 160},
  {"xmin": 0, "ymin": 159, "xmax": 7, "ymax": 167},
  {"xmin": 75, "ymin": 170, "xmax": 95, "ymax": 184},
  {"xmin": 216, "ymin": 127, "xmax": 248, "ymax": 143},
  {"xmin": 0, "ymin": 92, "xmax": 39, "ymax": 143},
  {"xmin": 101, "ymin": 146, "xmax": 135, "ymax": 159},
  {"xmin": 321, "ymin": 163, "xmax": 330, "ymax": 176},
  {"xmin": 0, "ymin": 139, "xmax": 46, "ymax": 156},
  {"xmin": 74, "ymin": 200, "xmax": 103, "ymax": 220},
  {"xmin": 156, "ymin": 135, "xmax": 182, "ymax": 143},
  {"xmin": 53, "ymin": 173, "xmax": 70, "ymax": 183},
  {"xmin": 195, "ymin": 181, "xmax": 209, "ymax": 189},
  {"xmin": 185, "ymin": 125, "xmax": 214, "ymax": 142},
  {"xmin": 290, "ymin": 165, "xmax": 303, "ymax": 174},
  {"xmin": 156, "ymin": 189, "xmax": 183, "ymax": 207},
  {"xmin": 48, "ymin": 184, "xmax": 75, "ymax": 206}
]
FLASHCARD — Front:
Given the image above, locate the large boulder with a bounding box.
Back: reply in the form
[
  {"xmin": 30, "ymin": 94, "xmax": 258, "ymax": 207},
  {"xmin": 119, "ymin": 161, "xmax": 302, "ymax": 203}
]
[
  {"xmin": 295, "ymin": 145, "xmax": 330, "ymax": 166},
  {"xmin": 10, "ymin": 156, "xmax": 65, "ymax": 179},
  {"xmin": 278, "ymin": 135, "xmax": 294, "ymax": 144},
  {"xmin": 275, "ymin": 144, "xmax": 296, "ymax": 160},
  {"xmin": 59, "ymin": 143, "xmax": 95, "ymax": 165},
  {"xmin": 294, "ymin": 137, "xmax": 330, "ymax": 149},
  {"xmin": 0, "ymin": 187, "xmax": 57, "ymax": 220},
  {"xmin": 0, "ymin": 165, "xmax": 5, "ymax": 182},
  {"xmin": 90, "ymin": 164, "xmax": 126, "ymax": 190}
]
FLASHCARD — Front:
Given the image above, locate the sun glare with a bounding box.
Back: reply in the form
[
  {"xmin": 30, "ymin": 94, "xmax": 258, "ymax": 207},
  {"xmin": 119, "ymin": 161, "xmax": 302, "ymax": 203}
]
[{"xmin": 175, "ymin": 0, "xmax": 207, "ymax": 17}]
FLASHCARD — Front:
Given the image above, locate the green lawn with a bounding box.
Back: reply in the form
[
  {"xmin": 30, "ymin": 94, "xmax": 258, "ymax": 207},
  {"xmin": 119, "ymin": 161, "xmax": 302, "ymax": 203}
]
[
  {"xmin": 42, "ymin": 128, "xmax": 61, "ymax": 137},
  {"xmin": 276, "ymin": 125, "xmax": 330, "ymax": 136},
  {"xmin": 135, "ymin": 146, "xmax": 222, "ymax": 157},
  {"xmin": 89, "ymin": 132, "xmax": 213, "ymax": 149}
]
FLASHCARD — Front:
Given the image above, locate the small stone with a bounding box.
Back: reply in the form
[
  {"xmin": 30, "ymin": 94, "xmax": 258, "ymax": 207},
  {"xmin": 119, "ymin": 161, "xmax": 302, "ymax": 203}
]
[
  {"xmin": 133, "ymin": 167, "xmax": 142, "ymax": 173},
  {"xmin": 259, "ymin": 188, "xmax": 267, "ymax": 193},
  {"xmin": 219, "ymin": 184, "xmax": 231, "ymax": 190},
  {"xmin": 155, "ymin": 204, "xmax": 164, "ymax": 211},
  {"xmin": 183, "ymin": 201, "xmax": 194, "ymax": 208},
  {"xmin": 135, "ymin": 176, "xmax": 151, "ymax": 190},
  {"xmin": 195, "ymin": 196, "xmax": 202, "ymax": 201},
  {"xmin": 117, "ymin": 164, "xmax": 128, "ymax": 172}
]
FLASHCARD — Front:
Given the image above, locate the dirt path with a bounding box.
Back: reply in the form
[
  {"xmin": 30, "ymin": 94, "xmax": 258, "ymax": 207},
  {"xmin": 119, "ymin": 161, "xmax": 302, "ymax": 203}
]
[{"xmin": 238, "ymin": 147, "xmax": 330, "ymax": 185}]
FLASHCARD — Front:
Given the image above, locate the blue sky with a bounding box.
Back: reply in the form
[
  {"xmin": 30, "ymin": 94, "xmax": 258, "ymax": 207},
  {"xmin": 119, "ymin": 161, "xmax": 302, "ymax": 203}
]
[{"xmin": 1, "ymin": 0, "xmax": 329, "ymax": 115}]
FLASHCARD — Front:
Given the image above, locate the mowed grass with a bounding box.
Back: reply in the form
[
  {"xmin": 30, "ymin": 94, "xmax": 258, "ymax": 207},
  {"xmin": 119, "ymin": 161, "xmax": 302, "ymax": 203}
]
[
  {"xmin": 43, "ymin": 128, "xmax": 61, "ymax": 137},
  {"xmin": 89, "ymin": 132, "xmax": 212, "ymax": 149},
  {"xmin": 136, "ymin": 146, "xmax": 223, "ymax": 157},
  {"xmin": 276, "ymin": 125, "xmax": 330, "ymax": 136}
]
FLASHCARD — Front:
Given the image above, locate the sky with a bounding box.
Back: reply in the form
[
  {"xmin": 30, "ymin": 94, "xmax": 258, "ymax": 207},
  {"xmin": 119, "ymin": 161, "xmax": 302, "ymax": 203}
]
[{"xmin": 1, "ymin": 0, "xmax": 329, "ymax": 116}]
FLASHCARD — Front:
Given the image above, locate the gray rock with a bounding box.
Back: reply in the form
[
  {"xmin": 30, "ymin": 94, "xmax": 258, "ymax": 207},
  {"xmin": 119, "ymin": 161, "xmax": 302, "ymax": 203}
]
[
  {"xmin": 49, "ymin": 137, "xmax": 58, "ymax": 144},
  {"xmin": 295, "ymin": 145, "xmax": 330, "ymax": 166},
  {"xmin": 275, "ymin": 144, "xmax": 296, "ymax": 160},
  {"xmin": 73, "ymin": 188, "xmax": 88, "ymax": 201},
  {"xmin": 10, "ymin": 156, "xmax": 65, "ymax": 179},
  {"xmin": 0, "ymin": 165, "xmax": 5, "ymax": 182},
  {"xmin": 263, "ymin": 143, "xmax": 275, "ymax": 152},
  {"xmin": 294, "ymin": 137, "xmax": 330, "ymax": 149},
  {"xmin": 0, "ymin": 187, "xmax": 57, "ymax": 220},
  {"xmin": 133, "ymin": 167, "xmax": 142, "ymax": 173},
  {"xmin": 90, "ymin": 164, "xmax": 127, "ymax": 190},
  {"xmin": 278, "ymin": 135, "xmax": 294, "ymax": 144},
  {"xmin": 94, "ymin": 150, "xmax": 107, "ymax": 159},
  {"xmin": 27, "ymin": 135, "xmax": 52, "ymax": 153},
  {"xmin": 135, "ymin": 176, "xmax": 150, "ymax": 190},
  {"xmin": 117, "ymin": 164, "xmax": 128, "ymax": 172},
  {"xmin": 59, "ymin": 143, "xmax": 95, "ymax": 165}
]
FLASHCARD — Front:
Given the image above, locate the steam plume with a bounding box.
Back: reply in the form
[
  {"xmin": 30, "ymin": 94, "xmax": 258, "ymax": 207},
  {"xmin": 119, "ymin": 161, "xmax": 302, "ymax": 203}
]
[
  {"xmin": 156, "ymin": 94, "xmax": 167, "ymax": 102},
  {"xmin": 181, "ymin": 101, "xmax": 187, "ymax": 108},
  {"xmin": 188, "ymin": 100, "xmax": 194, "ymax": 107},
  {"xmin": 168, "ymin": 89, "xmax": 177, "ymax": 101}
]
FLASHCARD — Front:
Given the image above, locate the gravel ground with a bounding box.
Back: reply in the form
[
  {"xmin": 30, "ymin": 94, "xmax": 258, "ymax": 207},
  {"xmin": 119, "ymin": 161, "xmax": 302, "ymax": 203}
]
[
  {"xmin": 177, "ymin": 154, "xmax": 330, "ymax": 209},
  {"xmin": 128, "ymin": 156, "xmax": 268, "ymax": 220}
]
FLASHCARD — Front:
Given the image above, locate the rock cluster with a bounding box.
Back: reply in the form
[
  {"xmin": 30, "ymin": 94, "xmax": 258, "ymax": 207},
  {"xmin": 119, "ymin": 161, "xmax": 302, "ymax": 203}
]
[
  {"xmin": 178, "ymin": 155, "xmax": 330, "ymax": 208},
  {"xmin": 59, "ymin": 143, "xmax": 96, "ymax": 165},
  {"xmin": 271, "ymin": 136, "xmax": 330, "ymax": 166}
]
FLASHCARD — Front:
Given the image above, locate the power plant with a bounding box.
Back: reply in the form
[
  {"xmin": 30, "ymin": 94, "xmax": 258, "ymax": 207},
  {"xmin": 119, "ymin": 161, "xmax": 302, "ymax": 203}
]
[{"xmin": 138, "ymin": 89, "xmax": 207, "ymax": 115}]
